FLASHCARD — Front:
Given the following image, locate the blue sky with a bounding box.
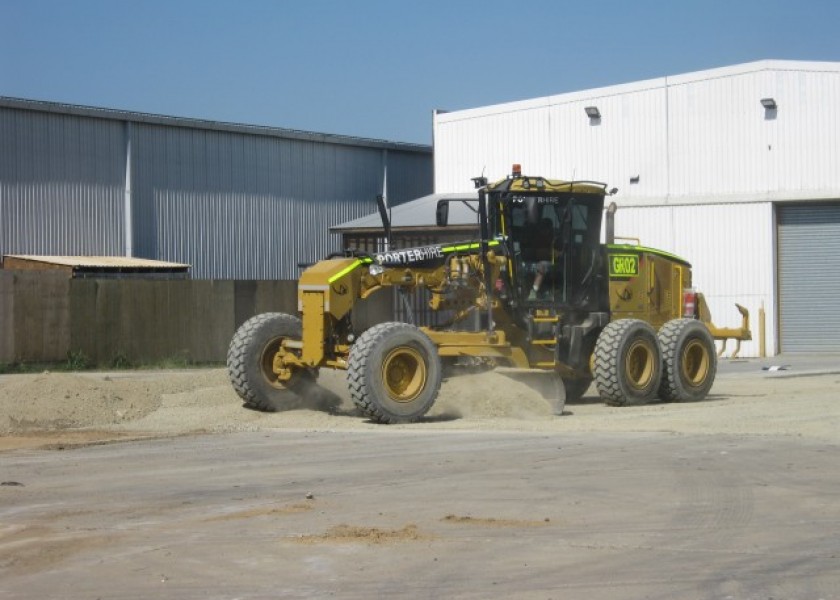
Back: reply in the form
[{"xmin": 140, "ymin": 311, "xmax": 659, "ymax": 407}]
[{"xmin": 2, "ymin": 0, "xmax": 838, "ymax": 144}]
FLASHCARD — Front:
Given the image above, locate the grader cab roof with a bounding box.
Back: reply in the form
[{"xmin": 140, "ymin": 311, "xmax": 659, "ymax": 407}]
[
  {"xmin": 487, "ymin": 178, "xmax": 609, "ymax": 195},
  {"xmin": 485, "ymin": 165, "xmax": 610, "ymax": 196}
]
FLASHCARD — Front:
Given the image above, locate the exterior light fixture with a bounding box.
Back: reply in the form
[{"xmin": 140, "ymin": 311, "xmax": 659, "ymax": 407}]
[
  {"xmin": 585, "ymin": 106, "xmax": 601, "ymax": 119},
  {"xmin": 760, "ymin": 98, "xmax": 777, "ymax": 110}
]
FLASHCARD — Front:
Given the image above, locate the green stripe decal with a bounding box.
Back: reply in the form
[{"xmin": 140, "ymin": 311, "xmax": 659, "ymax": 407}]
[
  {"xmin": 607, "ymin": 244, "xmax": 690, "ymax": 266},
  {"xmin": 328, "ymin": 241, "xmax": 499, "ymax": 282},
  {"xmin": 328, "ymin": 260, "xmax": 364, "ymax": 283},
  {"xmin": 441, "ymin": 240, "xmax": 500, "ymax": 253}
]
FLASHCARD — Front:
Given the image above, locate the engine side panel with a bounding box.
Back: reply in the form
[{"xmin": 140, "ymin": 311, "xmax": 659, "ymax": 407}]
[{"xmin": 607, "ymin": 245, "xmax": 693, "ymax": 329}]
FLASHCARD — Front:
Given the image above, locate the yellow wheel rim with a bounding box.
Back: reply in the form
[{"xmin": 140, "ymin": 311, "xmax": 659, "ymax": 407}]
[
  {"xmin": 260, "ymin": 338, "xmax": 284, "ymax": 389},
  {"xmin": 625, "ymin": 340, "xmax": 655, "ymax": 390},
  {"xmin": 681, "ymin": 339, "xmax": 710, "ymax": 386},
  {"xmin": 382, "ymin": 346, "xmax": 427, "ymax": 403}
]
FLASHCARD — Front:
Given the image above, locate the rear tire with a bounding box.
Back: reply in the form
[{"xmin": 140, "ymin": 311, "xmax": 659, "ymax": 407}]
[
  {"xmin": 594, "ymin": 319, "xmax": 662, "ymax": 406},
  {"xmin": 227, "ymin": 313, "xmax": 314, "ymax": 412},
  {"xmin": 348, "ymin": 322, "xmax": 442, "ymax": 424},
  {"xmin": 658, "ymin": 319, "xmax": 717, "ymax": 402}
]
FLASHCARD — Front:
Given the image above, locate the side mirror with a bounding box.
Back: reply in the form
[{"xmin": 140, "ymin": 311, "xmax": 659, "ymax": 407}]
[{"xmin": 436, "ymin": 200, "xmax": 449, "ymax": 227}]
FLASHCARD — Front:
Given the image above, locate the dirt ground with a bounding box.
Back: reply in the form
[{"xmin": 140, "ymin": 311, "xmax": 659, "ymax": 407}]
[
  {"xmin": 2, "ymin": 362, "xmax": 839, "ymax": 450},
  {"xmin": 2, "ymin": 361, "xmax": 840, "ymax": 599}
]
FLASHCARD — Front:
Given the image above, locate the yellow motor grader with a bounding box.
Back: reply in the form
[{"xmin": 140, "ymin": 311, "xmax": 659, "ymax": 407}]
[{"xmin": 228, "ymin": 165, "xmax": 750, "ymax": 422}]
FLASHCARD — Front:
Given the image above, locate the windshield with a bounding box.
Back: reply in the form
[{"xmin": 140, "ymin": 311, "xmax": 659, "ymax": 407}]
[{"xmin": 498, "ymin": 194, "xmax": 602, "ymax": 305}]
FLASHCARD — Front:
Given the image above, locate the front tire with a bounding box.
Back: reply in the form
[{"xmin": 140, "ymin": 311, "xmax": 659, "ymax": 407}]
[
  {"xmin": 594, "ymin": 319, "xmax": 662, "ymax": 406},
  {"xmin": 348, "ymin": 322, "xmax": 442, "ymax": 424},
  {"xmin": 658, "ymin": 319, "xmax": 717, "ymax": 402},
  {"xmin": 227, "ymin": 312, "xmax": 314, "ymax": 412}
]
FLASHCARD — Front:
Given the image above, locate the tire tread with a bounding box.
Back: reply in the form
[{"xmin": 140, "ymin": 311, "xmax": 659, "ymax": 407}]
[
  {"xmin": 658, "ymin": 318, "xmax": 716, "ymax": 402},
  {"xmin": 594, "ymin": 319, "xmax": 661, "ymax": 407},
  {"xmin": 227, "ymin": 312, "xmax": 304, "ymax": 412},
  {"xmin": 348, "ymin": 322, "xmax": 441, "ymax": 424}
]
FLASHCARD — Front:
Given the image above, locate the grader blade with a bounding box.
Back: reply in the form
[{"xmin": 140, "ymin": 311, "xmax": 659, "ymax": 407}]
[{"xmin": 495, "ymin": 368, "xmax": 567, "ymax": 416}]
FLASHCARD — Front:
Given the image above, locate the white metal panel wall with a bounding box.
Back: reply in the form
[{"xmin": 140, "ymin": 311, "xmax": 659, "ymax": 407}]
[
  {"xmin": 435, "ymin": 83, "xmax": 670, "ymax": 198},
  {"xmin": 613, "ymin": 202, "xmax": 775, "ymax": 357},
  {"xmin": 667, "ymin": 71, "xmax": 771, "ymax": 197},
  {"xmin": 547, "ymin": 86, "xmax": 669, "ymax": 199},
  {"xmin": 435, "ymin": 61, "xmax": 840, "ymax": 202},
  {"xmin": 770, "ymin": 69, "xmax": 840, "ymax": 193},
  {"xmin": 667, "ymin": 68, "xmax": 840, "ymax": 198},
  {"xmin": 434, "ymin": 105, "xmax": 553, "ymax": 192}
]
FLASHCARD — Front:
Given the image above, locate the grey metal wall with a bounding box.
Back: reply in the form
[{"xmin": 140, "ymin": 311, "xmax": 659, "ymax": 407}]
[
  {"xmin": 0, "ymin": 106, "xmax": 127, "ymax": 255},
  {"xmin": 385, "ymin": 149, "xmax": 435, "ymax": 207},
  {"xmin": 0, "ymin": 99, "xmax": 433, "ymax": 280},
  {"xmin": 130, "ymin": 122, "xmax": 405, "ymax": 279}
]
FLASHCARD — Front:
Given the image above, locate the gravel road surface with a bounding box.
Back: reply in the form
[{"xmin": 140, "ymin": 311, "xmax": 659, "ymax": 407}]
[{"xmin": 1, "ymin": 356, "xmax": 839, "ymax": 598}]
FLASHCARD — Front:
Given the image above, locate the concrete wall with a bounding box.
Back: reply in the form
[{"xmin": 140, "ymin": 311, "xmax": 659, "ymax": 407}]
[{"xmin": 0, "ymin": 272, "xmax": 391, "ymax": 366}]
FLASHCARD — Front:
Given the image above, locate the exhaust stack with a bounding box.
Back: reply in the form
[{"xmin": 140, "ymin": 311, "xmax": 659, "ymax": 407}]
[{"xmin": 605, "ymin": 201, "xmax": 618, "ymax": 244}]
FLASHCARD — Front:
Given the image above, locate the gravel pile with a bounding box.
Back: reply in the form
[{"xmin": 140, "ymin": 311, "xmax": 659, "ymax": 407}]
[{"xmin": 1, "ymin": 366, "xmax": 838, "ymax": 447}]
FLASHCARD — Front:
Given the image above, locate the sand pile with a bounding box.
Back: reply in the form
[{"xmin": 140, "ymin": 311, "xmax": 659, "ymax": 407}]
[
  {"xmin": 0, "ymin": 368, "xmax": 556, "ymax": 435},
  {"xmin": 0, "ymin": 370, "xmax": 228, "ymax": 433}
]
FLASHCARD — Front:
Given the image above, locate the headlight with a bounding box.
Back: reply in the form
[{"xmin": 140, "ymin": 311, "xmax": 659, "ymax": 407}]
[{"xmin": 369, "ymin": 264, "xmax": 385, "ymax": 276}]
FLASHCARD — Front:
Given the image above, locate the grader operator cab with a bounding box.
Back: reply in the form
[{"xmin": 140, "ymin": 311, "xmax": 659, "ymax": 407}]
[{"xmin": 228, "ymin": 165, "xmax": 750, "ymax": 422}]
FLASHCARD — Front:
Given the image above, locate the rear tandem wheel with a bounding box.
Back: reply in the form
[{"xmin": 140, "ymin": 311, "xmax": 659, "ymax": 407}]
[{"xmin": 658, "ymin": 318, "xmax": 717, "ymax": 402}]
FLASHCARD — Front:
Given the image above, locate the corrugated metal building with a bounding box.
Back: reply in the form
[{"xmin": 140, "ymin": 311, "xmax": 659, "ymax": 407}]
[
  {"xmin": 433, "ymin": 60, "xmax": 840, "ymax": 356},
  {"xmin": 0, "ymin": 97, "xmax": 432, "ymax": 279}
]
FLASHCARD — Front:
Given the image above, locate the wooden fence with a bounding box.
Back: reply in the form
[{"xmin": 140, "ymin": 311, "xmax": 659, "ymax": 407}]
[{"xmin": 0, "ymin": 271, "xmax": 390, "ymax": 366}]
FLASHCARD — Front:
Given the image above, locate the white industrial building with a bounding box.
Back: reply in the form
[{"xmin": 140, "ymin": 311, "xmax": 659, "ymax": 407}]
[{"xmin": 433, "ymin": 60, "xmax": 840, "ymax": 356}]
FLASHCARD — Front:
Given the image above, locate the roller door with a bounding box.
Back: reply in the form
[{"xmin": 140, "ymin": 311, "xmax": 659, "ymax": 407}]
[{"xmin": 777, "ymin": 203, "xmax": 840, "ymax": 352}]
